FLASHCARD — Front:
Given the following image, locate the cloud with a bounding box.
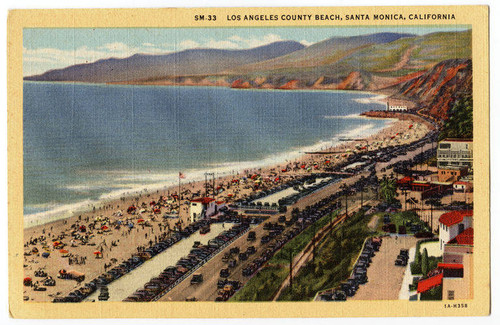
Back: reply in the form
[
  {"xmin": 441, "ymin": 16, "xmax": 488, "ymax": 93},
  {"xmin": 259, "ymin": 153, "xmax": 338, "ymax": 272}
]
[
  {"xmin": 203, "ymin": 39, "xmax": 240, "ymax": 49},
  {"xmin": 23, "ymin": 33, "xmax": 311, "ymax": 76},
  {"xmin": 300, "ymin": 39, "xmax": 314, "ymax": 46},
  {"xmin": 178, "ymin": 40, "xmax": 200, "ymax": 49},
  {"xmin": 243, "ymin": 34, "xmax": 284, "ymax": 48},
  {"xmin": 175, "ymin": 33, "xmax": 288, "ymax": 51},
  {"xmin": 228, "ymin": 35, "xmax": 244, "ymax": 42},
  {"xmin": 98, "ymin": 42, "xmax": 132, "ymax": 52}
]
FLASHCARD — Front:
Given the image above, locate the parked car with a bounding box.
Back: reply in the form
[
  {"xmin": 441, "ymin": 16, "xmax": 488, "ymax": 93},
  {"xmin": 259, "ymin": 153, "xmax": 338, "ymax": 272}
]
[{"xmin": 191, "ymin": 274, "xmax": 203, "ymax": 284}]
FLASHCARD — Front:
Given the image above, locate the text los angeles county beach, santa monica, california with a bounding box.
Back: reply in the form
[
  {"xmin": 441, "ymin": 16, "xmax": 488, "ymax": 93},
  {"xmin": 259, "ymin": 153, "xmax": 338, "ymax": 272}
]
[{"xmin": 194, "ymin": 13, "xmax": 456, "ymax": 22}]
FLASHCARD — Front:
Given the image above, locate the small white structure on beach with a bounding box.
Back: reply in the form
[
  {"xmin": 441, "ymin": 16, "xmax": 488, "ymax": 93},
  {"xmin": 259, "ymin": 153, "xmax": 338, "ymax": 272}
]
[
  {"xmin": 386, "ymin": 104, "xmax": 408, "ymax": 112},
  {"xmin": 189, "ymin": 197, "xmax": 216, "ymax": 223},
  {"xmin": 386, "ymin": 99, "xmax": 408, "ymax": 112}
]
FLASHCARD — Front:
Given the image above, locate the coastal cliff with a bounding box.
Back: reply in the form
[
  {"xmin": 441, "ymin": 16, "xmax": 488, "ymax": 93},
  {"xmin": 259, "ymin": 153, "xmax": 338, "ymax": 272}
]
[{"xmin": 25, "ymin": 31, "xmax": 472, "ymax": 121}]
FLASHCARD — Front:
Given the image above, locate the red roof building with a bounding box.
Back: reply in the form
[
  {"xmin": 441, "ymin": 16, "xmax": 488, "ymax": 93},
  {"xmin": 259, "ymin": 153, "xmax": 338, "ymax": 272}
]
[
  {"xmin": 190, "ymin": 197, "xmax": 215, "ymax": 205},
  {"xmin": 417, "ymin": 273, "xmax": 443, "ymax": 293},
  {"xmin": 438, "ymin": 210, "xmax": 473, "ymax": 227},
  {"xmin": 448, "ymin": 228, "xmax": 474, "ymax": 246},
  {"xmin": 397, "ymin": 176, "xmax": 415, "ymax": 187}
]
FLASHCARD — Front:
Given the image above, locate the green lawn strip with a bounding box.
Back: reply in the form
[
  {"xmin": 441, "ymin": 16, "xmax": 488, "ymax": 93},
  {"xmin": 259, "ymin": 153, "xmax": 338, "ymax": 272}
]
[
  {"xmin": 277, "ymin": 210, "xmax": 375, "ymax": 301},
  {"xmin": 376, "ymin": 211, "xmax": 430, "ymax": 234},
  {"xmin": 231, "ymin": 265, "xmax": 289, "ymax": 301},
  {"xmin": 231, "ymin": 210, "xmax": 338, "ymax": 301},
  {"xmin": 270, "ymin": 210, "xmax": 338, "ymax": 265}
]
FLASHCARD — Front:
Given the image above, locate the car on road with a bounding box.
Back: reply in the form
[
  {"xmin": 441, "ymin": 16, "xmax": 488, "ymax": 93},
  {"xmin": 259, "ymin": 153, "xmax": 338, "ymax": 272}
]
[
  {"xmin": 219, "ymin": 268, "xmax": 230, "ymax": 278},
  {"xmin": 247, "ymin": 231, "xmax": 256, "ymax": 241},
  {"xmin": 190, "ymin": 274, "xmax": 203, "ymax": 284}
]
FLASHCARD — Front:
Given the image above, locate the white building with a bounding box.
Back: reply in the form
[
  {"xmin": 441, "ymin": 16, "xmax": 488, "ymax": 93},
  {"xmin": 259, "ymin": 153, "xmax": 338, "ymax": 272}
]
[
  {"xmin": 438, "ymin": 210, "xmax": 473, "ymax": 252},
  {"xmin": 189, "ymin": 197, "xmax": 216, "ymax": 223},
  {"xmin": 437, "ymin": 139, "xmax": 473, "ymax": 169},
  {"xmin": 387, "ymin": 104, "xmax": 408, "ymax": 112},
  {"xmin": 453, "ymin": 181, "xmax": 473, "ymax": 193}
]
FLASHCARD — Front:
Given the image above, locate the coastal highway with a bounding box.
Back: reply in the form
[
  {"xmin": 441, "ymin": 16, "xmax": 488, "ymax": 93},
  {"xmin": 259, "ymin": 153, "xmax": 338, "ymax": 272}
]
[
  {"xmin": 158, "ymin": 175, "xmax": 363, "ymax": 302},
  {"xmin": 159, "ymin": 129, "xmax": 434, "ymax": 302}
]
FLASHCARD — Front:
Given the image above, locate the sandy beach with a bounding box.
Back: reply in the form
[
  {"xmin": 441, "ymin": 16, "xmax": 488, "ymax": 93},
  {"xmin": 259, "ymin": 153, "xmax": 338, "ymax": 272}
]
[{"xmin": 22, "ymin": 111, "xmax": 432, "ymax": 302}]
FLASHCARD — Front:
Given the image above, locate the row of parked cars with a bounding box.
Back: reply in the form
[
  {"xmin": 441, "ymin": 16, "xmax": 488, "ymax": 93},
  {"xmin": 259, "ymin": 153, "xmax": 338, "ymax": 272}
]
[
  {"xmin": 395, "ymin": 249, "xmax": 410, "ymax": 266},
  {"xmin": 320, "ymin": 237, "xmax": 382, "ymax": 301},
  {"xmin": 124, "ymin": 223, "xmax": 250, "ymax": 302},
  {"xmin": 241, "ymin": 192, "xmax": 342, "ymax": 280},
  {"xmin": 52, "ymin": 219, "xmax": 217, "ymax": 303}
]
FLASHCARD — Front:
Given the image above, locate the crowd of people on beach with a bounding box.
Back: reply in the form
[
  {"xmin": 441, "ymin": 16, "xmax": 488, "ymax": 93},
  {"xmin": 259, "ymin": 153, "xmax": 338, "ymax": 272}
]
[{"xmin": 23, "ymin": 116, "xmax": 430, "ymax": 302}]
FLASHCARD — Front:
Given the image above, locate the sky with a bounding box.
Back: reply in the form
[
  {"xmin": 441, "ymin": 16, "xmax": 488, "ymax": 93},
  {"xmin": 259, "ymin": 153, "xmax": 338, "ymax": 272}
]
[{"xmin": 23, "ymin": 25, "xmax": 470, "ymax": 76}]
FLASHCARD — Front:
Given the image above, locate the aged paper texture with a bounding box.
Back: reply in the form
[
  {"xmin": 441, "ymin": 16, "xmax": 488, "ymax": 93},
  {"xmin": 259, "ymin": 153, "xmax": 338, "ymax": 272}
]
[{"xmin": 7, "ymin": 5, "xmax": 490, "ymax": 318}]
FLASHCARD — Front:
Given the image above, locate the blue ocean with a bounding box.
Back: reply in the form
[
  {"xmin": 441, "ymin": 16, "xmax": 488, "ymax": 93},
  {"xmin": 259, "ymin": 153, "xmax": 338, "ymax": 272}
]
[{"xmin": 23, "ymin": 82, "xmax": 388, "ymax": 226}]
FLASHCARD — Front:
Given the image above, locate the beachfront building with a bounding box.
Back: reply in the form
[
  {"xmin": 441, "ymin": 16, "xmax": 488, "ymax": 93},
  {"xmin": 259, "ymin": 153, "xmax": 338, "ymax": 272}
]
[
  {"xmin": 416, "ymin": 211, "xmax": 474, "ymax": 300},
  {"xmin": 438, "ymin": 210, "xmax": 473, "ymax": 252},
  {"xmin": 189, "ymin": 197, "xmax": 216, "ymax": 223},
  {"xmin": 385, "ymin": 99, "xmax": 408, "ymax": 112},
  {"xmin": 437, "ymin": 139, "xmax": 473, "ymax": 170}
]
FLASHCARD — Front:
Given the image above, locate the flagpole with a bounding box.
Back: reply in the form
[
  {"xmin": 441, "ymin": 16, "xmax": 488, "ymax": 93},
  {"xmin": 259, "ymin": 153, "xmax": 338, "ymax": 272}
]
[{"xmin": 178, "ymin": 172, "xmax": 181, "ymax": 217}]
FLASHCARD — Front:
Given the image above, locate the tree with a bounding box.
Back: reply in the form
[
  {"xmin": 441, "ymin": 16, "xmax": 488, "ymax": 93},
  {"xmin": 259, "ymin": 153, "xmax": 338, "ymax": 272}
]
[
  {"xmin": 379, "ymin": 176, "xmax": 397, "ymax": 203},
  {"xmin": 415, "ymin": 246, "xmax": 422, "ymax": 266},
  {"xmin": 439, "ymin": 94, "xmax": 473, "ymax": 140},
  {"xmin": 421, "ymin": 248, "xmax": 429, "ymax": 277}
]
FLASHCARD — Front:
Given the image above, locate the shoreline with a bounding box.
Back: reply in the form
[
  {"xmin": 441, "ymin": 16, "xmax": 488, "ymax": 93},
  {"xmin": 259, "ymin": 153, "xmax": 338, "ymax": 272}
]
[
  {"xmin": 23, "ymin": 90, "xmax": 394, "ymax": 229},
  {"xmin": 22, "ymin": 109, "xmax": 429, "ymax": 302}
]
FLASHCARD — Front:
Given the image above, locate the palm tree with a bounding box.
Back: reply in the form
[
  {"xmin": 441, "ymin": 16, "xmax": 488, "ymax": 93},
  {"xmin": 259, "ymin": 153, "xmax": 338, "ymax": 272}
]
[{"xmin": 379, "ymin": 176, "xmax": 396, "ymax": 204}]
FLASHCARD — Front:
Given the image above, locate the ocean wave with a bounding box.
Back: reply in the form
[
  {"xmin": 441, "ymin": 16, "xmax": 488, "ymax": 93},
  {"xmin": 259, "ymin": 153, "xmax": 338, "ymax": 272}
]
[
  {"xmin": 352, "ymin": 94, "xmax": 387, "ymax": 106},
  {"xmin": 324, "ymin": 114, "xmax": 366, "ymax": 119},
  {"xmin": 24, "ymin": 120, "xmax": 392, "ymax": 228}
]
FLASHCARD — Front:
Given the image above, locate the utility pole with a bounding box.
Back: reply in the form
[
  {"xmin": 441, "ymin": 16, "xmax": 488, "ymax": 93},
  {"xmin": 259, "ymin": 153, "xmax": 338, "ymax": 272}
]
[
  {"xmin": 341, "ymin": 184, "xmax": 349, "ymax": 219},
  {"xmin": 360, "ymin": 189, "xmax": 364, "ymax": 208},
  {"xmin": 204, "ymin": 172, "xmax": 214, "ymax": 197},
  {"xmin": 212, "ymin": 173, "xmax": 216, "ymax": 199},
  {"xmin": 289, "ymin": 250, "xmax": 293, "ymax": 292},
  {"xmin": 204, "ymin": 173, "xmax": 208, "ymax": 197},
  {"xmin": 312, "ymin": 222, "xmax": 316, "ymax": 263},
  {"xmin": 402, "ymin": 189, "xmax": 408, "ymax": 211}
]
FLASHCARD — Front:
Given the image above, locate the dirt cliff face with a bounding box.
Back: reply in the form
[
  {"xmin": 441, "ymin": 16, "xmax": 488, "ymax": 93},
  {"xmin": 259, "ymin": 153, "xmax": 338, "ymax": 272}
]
[{"xmin": 394, "ymin": 59, "xmax": 472, "ymax": 120}]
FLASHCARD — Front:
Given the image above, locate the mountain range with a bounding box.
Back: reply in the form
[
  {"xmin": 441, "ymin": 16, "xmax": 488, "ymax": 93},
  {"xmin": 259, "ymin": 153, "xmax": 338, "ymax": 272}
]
[{"xmin": 25, "ymin": 30, "xmax": 472, "ymax": 120}]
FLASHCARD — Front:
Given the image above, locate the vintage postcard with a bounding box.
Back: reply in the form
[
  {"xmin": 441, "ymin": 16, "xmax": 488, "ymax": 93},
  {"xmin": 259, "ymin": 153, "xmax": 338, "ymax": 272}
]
[{"xmin": 7, "ymin": 5, "xmax": 490, "ymax": 318}]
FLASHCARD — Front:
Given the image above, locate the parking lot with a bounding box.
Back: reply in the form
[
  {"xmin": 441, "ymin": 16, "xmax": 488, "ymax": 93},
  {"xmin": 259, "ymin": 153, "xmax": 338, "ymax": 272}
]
[{"xmin": 350, "ymin": 235, "xmax": 417, "ymax": 300}]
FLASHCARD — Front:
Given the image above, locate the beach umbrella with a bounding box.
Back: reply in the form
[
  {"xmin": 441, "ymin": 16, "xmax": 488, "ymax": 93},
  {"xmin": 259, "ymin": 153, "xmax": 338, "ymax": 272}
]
[
  {"xmin": 300, "ymin": 165, "xmax": 306, "ymax": 169},
  {"xmin": 93, "ymin": 251, "xmax": 102, "ymax": 255},
  {"xmin": 42, "ymin": 252, "xmax": 50, "ymax": 258},
  {"xmin": 52, "ymin": 241, "xmax": 61, "ymax": 247},
  {"xmin": 227, "ymin": 194, "xmax": 233, "ymax": 197},
  {"xmin": 24, "ymin": 277, "xmax": 32, "ymax": 286},
  {"xmin": 281, "ymin": 169, "xmax": 287, "ymax": 172},
  {"xmin": 137, "ymin": 219, "xmax": 145, "ymax": 223},
  {"xmin": 59, "ymin": 249, "xmax": 69, "ymax": 254}
]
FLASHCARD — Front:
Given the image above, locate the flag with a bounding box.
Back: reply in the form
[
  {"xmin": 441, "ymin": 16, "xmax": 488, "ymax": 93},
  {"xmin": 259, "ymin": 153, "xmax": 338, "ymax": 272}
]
[{"xmin": 179, "ymin": 172, "xmax": 186, "ymax": 179}]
